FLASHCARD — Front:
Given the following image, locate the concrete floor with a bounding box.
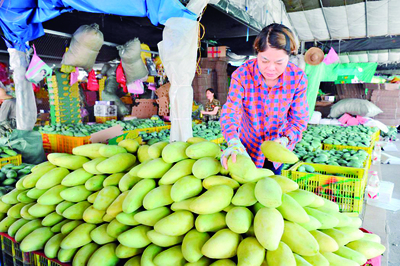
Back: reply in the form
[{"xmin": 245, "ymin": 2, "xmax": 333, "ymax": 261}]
[{"xmin": 380, "ymin": 138, "xmax": 400, "ymax": 266}]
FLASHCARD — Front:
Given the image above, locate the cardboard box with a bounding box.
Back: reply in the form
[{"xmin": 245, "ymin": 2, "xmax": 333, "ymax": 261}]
[
  {"xmin": 94, "ymin": 105, "xmax": 117, "ymax": 117},
  {"xmin": 207, "ymin": 46, "xmax": 228, "ymax": 58}
]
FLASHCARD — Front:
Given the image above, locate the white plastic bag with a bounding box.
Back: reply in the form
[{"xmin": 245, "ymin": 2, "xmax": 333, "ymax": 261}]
[
  {"xmin": 61, "ymin": 24, "xmax": 104, "ymax": 72},
  {"xmin": 158, "ymin": 0, "xmax": 208, "ymax": 142},
  {"xmin": 8, "ymin": 48, "xmax": 37, "ymax": 131},
  {"xmin": 117, "ymin": 39, "xmax": 148, "ymax": 84}
]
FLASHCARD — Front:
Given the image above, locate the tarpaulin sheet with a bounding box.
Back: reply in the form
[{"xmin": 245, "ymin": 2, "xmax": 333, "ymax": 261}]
[
  {"xmin": 0, "ymin": 0, "xmax": 196, "ymax": 51},
  {"xmin": 305, "ymin": 62, "xmax": 378, "ymax": 118}
]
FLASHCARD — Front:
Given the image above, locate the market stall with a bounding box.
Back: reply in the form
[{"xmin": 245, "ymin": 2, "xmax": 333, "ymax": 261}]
[{"xmin": 0, "ymin": 0, "xmax": 395, "ymax": 265}]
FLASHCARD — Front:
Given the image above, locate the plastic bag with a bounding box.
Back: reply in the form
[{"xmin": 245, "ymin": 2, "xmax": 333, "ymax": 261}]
[
  {"xmin": 25, "ymin": 45, "xmax": 52, "ymax": 84},
  {"xmin": 8, "ymin": 48, "xmax": 37, "ymax": 131},
  {"xmin": 0, "ymin": 130, "xmax": 45, "ymax": 164},
  {"xmin": 101, "ymin": 77, "xmax": 130, "ymax": 117},
  {"xmin": 61, "ymin": 24, "xmax": 104, "ymax": 72},
  {"xmin": 127, "ymin": 80, "xmax": 144, "ymax": 94},
  {"xmin": 158, "ymin": 18, "xmax": 198, "ymax": 141},
  {"xmin": 32, "ymin": 83, "xmax": 40, "ymax": 93},
  {"xmin": 117, "ymin": 39, "xmax": 148, "ymax": 84},
  {"xmin": 116, "ymin": 63, "xmax": 128, "ymax": 93},
  {"xmin": 70, "ymin": 67, "xmax": 79, "ymax": 86},
  {"xmin": 329, "ymin": 98, "xmax": 383, "ymax": 118},
  {"xmin": 87, "ymin": 70, "xmax": 99, "ymax": 91}
]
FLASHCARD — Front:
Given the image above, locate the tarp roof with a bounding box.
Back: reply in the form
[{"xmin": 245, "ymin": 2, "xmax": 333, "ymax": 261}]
[{"xmin": 0, "ymin": 0, "xmax": 196, "ymax": 51}]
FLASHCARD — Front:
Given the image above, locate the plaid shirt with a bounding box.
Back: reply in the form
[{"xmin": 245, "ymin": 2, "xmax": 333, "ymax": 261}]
[{"xmin": 220, "ymin": 59, "xmax": 309, "ymax": 168}]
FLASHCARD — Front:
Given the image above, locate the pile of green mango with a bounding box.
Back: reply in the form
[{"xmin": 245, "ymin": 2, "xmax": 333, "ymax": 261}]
[
  {"xmin": 380, "ymin": 126, "xmax": 397, "ymax": 141},
  {"xmin": 0, "ymin": 140, "xmax": 386, "ymax": 266},
  {"xmin": 300, "ymin": 125, "xmax": 378, "ymax": 148},
  {"xmin": 0, "ymin": 163, "xmax": 34, "ymax": 195},
  {"xmin": 294, "ymin": 148, "xmax": 369, "ymax": 169},
  {"xmin": 140, "ymin": 121, "xmax": 224, "ymax": 144},
  {"xmin": 38, "ymin": 116, "xmax": 167, "ymax": 137},
  {"xmin": 0, "ymin": 146, "xmax": 18, "ymax": 159}
]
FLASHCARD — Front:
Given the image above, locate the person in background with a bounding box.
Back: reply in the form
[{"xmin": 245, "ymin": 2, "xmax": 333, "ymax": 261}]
[
  {"xmin": 220, "ymin": 23, "xmax": 309, "ymax": 174},
  {"xmin": 201, "ymin": 88, "xmax": 221, "ymax": 122},
  {"xmin": 0, "ymin": 87, "xmax": 16, "ymax": 128}
]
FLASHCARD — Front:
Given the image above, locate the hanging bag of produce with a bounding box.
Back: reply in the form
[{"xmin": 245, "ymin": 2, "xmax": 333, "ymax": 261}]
[
  {"xmin": 25, "ymin": 45, "xmax": 52, "ymax": 84},
  {"xmin": 87, "ymin": 70, "xmax": 99, "ymax": 91},
  {"xmin": 61, "ymin": 24, "xmax": 104, "ymax": 72},
  {"xmin": 117, "ymin": 38, "xmax": 148, "ymax": 84}
]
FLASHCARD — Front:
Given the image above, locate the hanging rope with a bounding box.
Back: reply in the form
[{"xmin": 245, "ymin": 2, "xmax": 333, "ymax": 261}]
[{"xmin": 196, "ymin": 5, "xmax": 207, "ymax": 75}]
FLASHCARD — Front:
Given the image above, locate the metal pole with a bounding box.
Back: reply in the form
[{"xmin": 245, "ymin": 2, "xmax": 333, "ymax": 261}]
[
  {"xmin": 318, "ymin": 0, "xmax": 332, "ymax": 40},
  {"xmin": 365, "ymin": 0, "xmax": 369, "ymax": 37}
]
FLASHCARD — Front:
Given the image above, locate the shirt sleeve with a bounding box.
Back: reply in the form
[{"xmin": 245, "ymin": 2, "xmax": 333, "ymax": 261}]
[
  {"xmin": 282, "ymin": 73, "xmax": 309, "ymax": 144},
  {"xmin": 220, "ymin": 73, "xmax": 244, "ymax": 142}
]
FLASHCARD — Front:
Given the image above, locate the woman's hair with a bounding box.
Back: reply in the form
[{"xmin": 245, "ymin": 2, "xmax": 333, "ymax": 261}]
[
  {"xmin": 206, "ymin": 88, "xmax": 215, "ymax": 94},
  {"xmin": 253, "ymin": 23, "xmax": 298, "ymax": 55}
]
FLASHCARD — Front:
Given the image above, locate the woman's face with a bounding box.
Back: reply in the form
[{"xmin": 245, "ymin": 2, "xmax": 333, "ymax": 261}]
[
  {"xmin": 257, "ymin": 46, "xmax": 289, "ymax": 81},
  {"xmin": 206, "ymin": 90, "xmax": 214, "ymax": 101}
]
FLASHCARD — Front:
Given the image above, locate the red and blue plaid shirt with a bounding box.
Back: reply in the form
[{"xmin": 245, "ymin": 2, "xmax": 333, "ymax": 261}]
[{"xmin": 220, "ymin": 58, "xmax": 309, "ymax": 168}]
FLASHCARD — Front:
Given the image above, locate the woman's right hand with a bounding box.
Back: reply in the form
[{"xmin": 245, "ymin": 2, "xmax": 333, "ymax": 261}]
[{"xmin": 221, "ymin": 138, "xmax": 250, "ymax": 170}]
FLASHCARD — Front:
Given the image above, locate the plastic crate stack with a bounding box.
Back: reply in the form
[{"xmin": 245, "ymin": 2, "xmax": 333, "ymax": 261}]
[
  {"xmin": 47, "ymin": 69, "xmax": 82, "ymax": 126},
  {"xmin": 282, "ymin": 126, "xmax": 380, "ymax": 215},
  {"xmin": 0, "ymin": 155, "xmax": 22, "ymax": 169},
  {"xmin": 1, "ymin": 233, "xmax": 35, "ymax": 266}
]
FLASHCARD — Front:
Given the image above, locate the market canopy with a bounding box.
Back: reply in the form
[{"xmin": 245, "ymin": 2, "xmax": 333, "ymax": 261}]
[{"xmin": 0, "ymin": 0, "xmax": 196, "ymax": 51}]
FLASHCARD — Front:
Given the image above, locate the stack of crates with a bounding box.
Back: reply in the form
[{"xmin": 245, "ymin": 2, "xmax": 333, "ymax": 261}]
[
  {"xmin": 47, "ymin": 69, "xmax": 82, "ymax": 125},
  {"xmin": 0, "ymin": 155, "xmax": 22, "ymax": 169},
  {"xmin": 0, "ymin": 233, "xmax": 35, "ymax": 266},
  {"xmin": 282, "ymin": 162, "xmax": 367, "ymax": 214}
]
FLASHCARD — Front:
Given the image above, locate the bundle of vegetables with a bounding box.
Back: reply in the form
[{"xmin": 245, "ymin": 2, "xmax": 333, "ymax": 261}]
[
  {"xmin": 0, "ymin": 139, "xmax": 385, "ymax": 266},
  {"xmin": 293, "ymin": 148, "xmax": 369, "ymax": 169},
  {"xmin": 0, "ymin": 164, "xmax": 34, "ymax": 196}
]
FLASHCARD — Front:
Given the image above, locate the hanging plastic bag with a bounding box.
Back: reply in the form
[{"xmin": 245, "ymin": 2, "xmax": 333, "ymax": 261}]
[
  {"xmin": 146, "ymin": 58, "xmax": 158, "ymax": 76},
  {"xmin": 70, "ymin": 67, "xmax": 79, "ymax": 86},
  {"xmin": 61, "ymin": 24, "xmax": 104, "ymax": 72},
  {"xmin": 117, "ymin": 38, "xmax": 149, "ymax": 84},
  {"xmin": 32, "ymin": 83, "xmax": 40, "ymax": 93},
  {"xmin": 25, "ymin": 45, "xmax": 52, "ymax": 84},
  {"xmin": 127, "ymin": 80, "xmax": 144, "ymax": 94},
  {"xmin": 116, "ymin": 63, "xmax": 128, "ymax": 93},
  {"xmin": 87, "ymin": 70, "xmax": 99, "ymax": 91}
]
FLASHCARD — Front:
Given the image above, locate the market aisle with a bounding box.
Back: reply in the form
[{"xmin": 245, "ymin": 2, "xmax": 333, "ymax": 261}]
[{"xmin": 381, "ymin": 135, "xmax": 400, "ymax": 266}]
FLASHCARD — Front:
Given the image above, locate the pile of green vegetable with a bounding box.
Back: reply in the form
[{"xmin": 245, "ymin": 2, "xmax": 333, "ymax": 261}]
[
  {"xmin": 0, "ymin": 163, "xmax": 34, "ymax": 196},
  {"xmin": 38, "ymin": 117, "xmax": 167, "ymax": 137}
]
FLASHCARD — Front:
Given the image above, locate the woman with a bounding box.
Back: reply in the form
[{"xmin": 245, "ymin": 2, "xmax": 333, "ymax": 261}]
[
  {"xmin": 220, "ymin": 23, "xmax": 309, "ymax": 174},
  {"xmin": 0, "ymin": 87, "xmax": 16, "ymax": 127},
  {"xmin": 201, "ymin": 88, "xmax": 221, "ymax": 122}
]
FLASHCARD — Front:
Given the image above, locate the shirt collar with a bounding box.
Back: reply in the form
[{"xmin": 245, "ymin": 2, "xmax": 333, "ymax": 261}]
[{"xmin": 253, "ymin": 59, "xmax": 288, "ymax": 89}]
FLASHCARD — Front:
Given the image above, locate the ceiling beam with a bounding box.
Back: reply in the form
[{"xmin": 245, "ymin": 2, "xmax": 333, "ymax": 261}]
[
  {"xmin": 305, "ymin": 35, "xmax": 400, "ymax": 53},
  {"xmin": 319, "ymin": 0, "xmax": 332, "ymax": 40}
]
